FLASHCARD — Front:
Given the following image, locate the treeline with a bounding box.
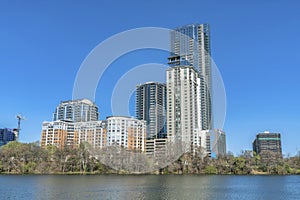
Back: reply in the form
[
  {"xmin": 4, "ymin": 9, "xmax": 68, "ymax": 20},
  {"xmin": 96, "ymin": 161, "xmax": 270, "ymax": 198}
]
[
  {"xmin": 163, "ymin": 151, "xmax": 300, "ymax": 175},
  {"xmin": 0, "ymin": 141, "xmax": 299, "ymax": 175},
  {"xmin": 0, "ymin": 141, "xmax": 112, "ymax": 174}
]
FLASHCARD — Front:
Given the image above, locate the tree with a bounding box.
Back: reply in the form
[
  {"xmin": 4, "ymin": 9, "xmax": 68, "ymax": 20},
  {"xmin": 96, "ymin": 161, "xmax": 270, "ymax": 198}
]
[
  {"xmin": 78, "ymin": 142, "xmax": 91, "ymax": 174},
  {"xmin": 204, "ymin": 165, "xmax": 217, "ymax": 174}
]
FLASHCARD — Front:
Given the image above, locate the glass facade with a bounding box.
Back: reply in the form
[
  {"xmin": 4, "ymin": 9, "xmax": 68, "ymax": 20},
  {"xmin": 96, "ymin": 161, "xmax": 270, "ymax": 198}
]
[
  {"xmin": 253, "ymin": 132, "xmax": 282, "ymax": 157},
  {"xmin": 136, "ymin": 82, "xmax": 167, "ymax": 139},
  {"xmin": 0, "ymin": 128, "xmax": 16, "ymax": 147},
  {"xmin": 168, "ymin": 24, "xmax": 212, "ymax": 131},
  {"xmin": 53, "ymin": 99, "xmax": 99, "ymax": 122}
]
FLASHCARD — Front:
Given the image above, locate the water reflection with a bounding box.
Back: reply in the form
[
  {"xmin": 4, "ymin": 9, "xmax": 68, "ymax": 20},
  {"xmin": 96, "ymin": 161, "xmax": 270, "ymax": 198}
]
[{"xmin": 0, "ymin": 175, "xmax": 299, "ymax": 200}]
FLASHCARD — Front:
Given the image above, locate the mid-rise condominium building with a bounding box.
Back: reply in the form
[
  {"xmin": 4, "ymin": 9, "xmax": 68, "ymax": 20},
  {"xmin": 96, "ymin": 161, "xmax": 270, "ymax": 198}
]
[
  {"xmin": 74, "ymin": 121, "xmax": 107, "ymax": 149},
  {"xmin": 106, "ymin": 116, "xmax": 146, "ymax": 152},
  {"xmin": 42, "ymin": 99, "xmax": 104, "ymax": 149},
  {"xmin": 136, "ymin": 82, "xmax": 166, "ymax": 139},
  {"xmin": 41, "ymin": 120, "xmax": 78, "ymax": 148},
  {"xmin": 41, "ymin": 100, "xmax": 146, "ymax": 152},
  {"xmin": 41, "ymin": 120, "xmax": 107, "ymax": 149}
]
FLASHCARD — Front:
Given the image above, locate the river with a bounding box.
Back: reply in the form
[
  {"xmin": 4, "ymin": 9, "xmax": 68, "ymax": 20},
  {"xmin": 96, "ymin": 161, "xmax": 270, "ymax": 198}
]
[{"xmin": 0, "ymin": 175, "xmax": 299, "ymax": 199}]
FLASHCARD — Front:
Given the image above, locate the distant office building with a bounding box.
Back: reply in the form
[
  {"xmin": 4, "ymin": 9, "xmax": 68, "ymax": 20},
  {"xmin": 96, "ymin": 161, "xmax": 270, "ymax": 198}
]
[
  {"xmin": 106, "ymin": 116, "xmax": 146, "ymax": 152},
  {"xmin": 253, "ymin": 131, "xmax": 282, "ymax": 158},
  {"xmin": 212, "ymin": 129, "xmax": 226, "ymax": 157},
  {"xmin": 53, "ymin": 99, "xmax": 99, "ymax": 122},
  {"xmin": 136, "ymin": 82, "xmax": 166, "ymax": 139},
  {"xmin": 0, "ymin": 128, "xmax": 16, "ymax": 147},
  {"xmin": 168, "ymin": 24, "xmax": 212, "ymax": 130}
]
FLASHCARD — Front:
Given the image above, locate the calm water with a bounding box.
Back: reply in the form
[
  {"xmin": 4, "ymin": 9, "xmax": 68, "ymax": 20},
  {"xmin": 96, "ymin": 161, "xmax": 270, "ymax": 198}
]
[{"xmin": 0, "ymin": 175, "xmax": 299, "ymax": 200}]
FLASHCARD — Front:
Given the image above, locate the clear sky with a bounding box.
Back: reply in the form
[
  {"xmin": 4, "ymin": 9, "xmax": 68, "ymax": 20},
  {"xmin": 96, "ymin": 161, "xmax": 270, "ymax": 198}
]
[{"xmin": 0, "ymin": 0, "xmax": 299, "ymax": 156}]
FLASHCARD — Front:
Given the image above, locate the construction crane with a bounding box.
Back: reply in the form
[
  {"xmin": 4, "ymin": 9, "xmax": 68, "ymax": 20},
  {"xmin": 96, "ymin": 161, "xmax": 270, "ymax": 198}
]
[{"xmin": 15, "ymin": 114, "xmax": 26, "ymax": 141}]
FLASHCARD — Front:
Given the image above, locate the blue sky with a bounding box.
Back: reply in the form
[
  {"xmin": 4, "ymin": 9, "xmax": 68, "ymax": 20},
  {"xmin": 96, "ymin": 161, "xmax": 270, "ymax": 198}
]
[{"xmin": 0, "ymin": 0, "xmax": 299, "ymax": 155}]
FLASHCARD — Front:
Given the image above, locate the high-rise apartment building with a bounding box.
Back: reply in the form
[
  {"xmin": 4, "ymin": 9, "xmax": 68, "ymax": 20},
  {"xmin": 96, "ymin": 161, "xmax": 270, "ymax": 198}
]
[
  {"xmin": 168, "ymin": 24, "xmax": 212, "ymax": 130},
  {"xmin": 167, "ymin": 66, "xmax": 205, "ymax": 153},
  {"xmin": 136, "ymin": 82, "xmax": 166, "ymax": 139},
  {"xmin": 106, "ymin": 116, "xmax": 146, "ymax": 152},
  {"xmin": 53, "ymin": 99, "xmax": 99, "ymax": 122},
  {"xmin": 253, "ymin": 131, "xmax": 282, "ymax": 157}
]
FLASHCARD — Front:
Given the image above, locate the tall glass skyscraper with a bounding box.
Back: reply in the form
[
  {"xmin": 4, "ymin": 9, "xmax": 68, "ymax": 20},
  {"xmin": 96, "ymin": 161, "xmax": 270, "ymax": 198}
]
[
  {"xmin": 167, "ymin": 24, "xmax": 212, "ymax": 155},
  {"xmin": 136, "ymin": 82, "xmax": 167, "ymax": 139},
  {"xmin": 168, "ymin": 24, "xmax": 212, "ymax": 130}
]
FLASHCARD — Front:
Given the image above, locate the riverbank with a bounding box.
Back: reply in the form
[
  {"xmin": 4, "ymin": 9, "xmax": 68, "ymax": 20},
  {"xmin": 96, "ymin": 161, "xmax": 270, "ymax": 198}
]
[
  {"xmin": 1, "ymin": 169, "xmax": 300, "ymax": 175},
  {"xmin": 1, "ymin": 142, "xmax": 299, "ymax": 175}
]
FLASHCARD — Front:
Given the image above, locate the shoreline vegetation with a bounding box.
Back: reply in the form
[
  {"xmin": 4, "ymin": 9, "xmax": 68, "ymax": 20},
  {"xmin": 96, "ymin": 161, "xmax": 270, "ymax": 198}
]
[{"xmin": 0, "ymin": 141, "xmax": 299, "ymax": 175}]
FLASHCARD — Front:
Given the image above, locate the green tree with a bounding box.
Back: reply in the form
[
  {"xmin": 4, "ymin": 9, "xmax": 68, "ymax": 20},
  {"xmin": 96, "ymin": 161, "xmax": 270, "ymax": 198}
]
[{"xmin": 204, "ymin": 165, "xmax": 217, "ymax": 174}]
